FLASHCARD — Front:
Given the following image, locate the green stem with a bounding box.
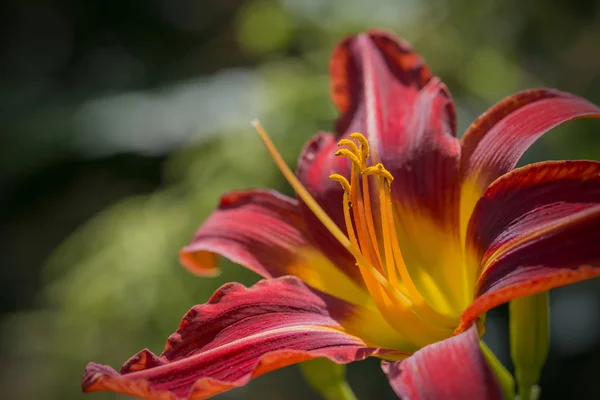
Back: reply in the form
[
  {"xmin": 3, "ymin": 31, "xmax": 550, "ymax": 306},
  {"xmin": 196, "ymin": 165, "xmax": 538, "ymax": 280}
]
[
  {"xmin": 299, "ymin": 358, "xmax": 357, "ymax": 400},
  {"xmin": 320, "ymin": 380, "xmax": 358, "ymax": 400},
  {"xmin": 509, "ymin": 292, "xmax": 549, "ymax": 400}
]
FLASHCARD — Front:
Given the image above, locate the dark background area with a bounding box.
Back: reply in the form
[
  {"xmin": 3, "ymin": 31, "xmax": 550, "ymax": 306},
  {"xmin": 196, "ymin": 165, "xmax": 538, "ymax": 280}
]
[{"xmin": 1, "ymin": 0, "xmax": 599, "ymax": 399}]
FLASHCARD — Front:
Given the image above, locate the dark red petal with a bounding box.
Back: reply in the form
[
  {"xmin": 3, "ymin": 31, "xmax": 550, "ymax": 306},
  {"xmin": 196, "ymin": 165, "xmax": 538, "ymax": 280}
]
[
  {"xmin": 460, "ymin": 89, "xmax": 600, "ymax": 199},
  {"xmin": 82, "ymin": 277, "xmax": 386, "ymax": 400},
  {"xmin": 330, "ymin": 29, "xmax": 435, "ymax": 136},
  {"xmin": 478, "ymin": 203, "xmax": 600, "ymax": 297},
  {"xmin": 180, "ymin": 189, "xmax": 364, "ymax": 290},
  {"xmin": 467, "ymin": 160, "xmax": 600, "ymax": 266},
  {"xmin": 329, "ymin": 32, "xmax": 461, "ymax": 218},
  {"xmin": 299, "ymin": 30, "xmax": 442, "ymax": 221},
  {"xmin": 457, "ymin": 204, "xmax": 600, "ymax": 333},
  {"xmin": 385, "ymin": 77, "xmax": 460, "ymax": 228},
  {"xmin": 382, "ymin": 324, "xmax": 502, "ymax": 400}
]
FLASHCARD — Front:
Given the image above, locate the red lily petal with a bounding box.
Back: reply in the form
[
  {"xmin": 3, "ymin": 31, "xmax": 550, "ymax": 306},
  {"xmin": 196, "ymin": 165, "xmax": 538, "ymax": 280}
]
[
  {"xmin": 296, "ymin": 30, "xmax": 435, "ymax": 261},
  {"xmin": 467, "ymin": 160, "xmax": 600, "ymax": 265},
  {"xmin": 298, "ymin": 32, "xmax": 464, "ymax": 314},
  {"xmin": 384, "ymin": 78, "xmax": 463, "ymax": 314},
  {"xmin": 330, "ymin": 29, "xmax": 434, "ymax": 136},
  {"xmin": 180, "ymin": 189, "xmax": 365, "ymax": 297},
  {"xmin": 298, "ymin": 30, "xmax": 437, "ymax": 234},
  {"xmin": 457, "ymin": 203, "xmax": 600, "ymax": 333},
  {"xmin": 82, "ymin": 277, "xmax": 388, "ymax": 400},
  {"xmin": 329, "ymin": 31, "xmax": 461, "ymax": 223},
  {"xmin": 382, "ymin": 324, "xmax": 502, "ymax": 400},
  {"xmin": 180, "ymin": 190, "xmax": 408, "ymax": 350},
  {"xmin": 180, "ymin": 189, "xmax": 300, "ymax": 277},
  {"xmin": 459, "ymin": 89, "xmax": 600, "ymax": 222}
]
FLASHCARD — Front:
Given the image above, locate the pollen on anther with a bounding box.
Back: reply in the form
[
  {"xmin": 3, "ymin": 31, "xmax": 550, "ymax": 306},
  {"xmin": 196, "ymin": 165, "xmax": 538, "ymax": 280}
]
[
  {"xmin": 335, "ymin": 149, "xmax": 361, "ymax": 167},
  {"xmin": 329, "ymin": 173, "xmax": 352, "ymax": 193},
  {"xmin": 337, "ymin": 139, "xmax": 361, "ymax": 160},
  {"xmin": 363, "ymin": 163, "xmax": 394, "ymax": 183},
  {"xmin": 350, "ymin": 132, "xmax": 370, "ymax": 160}
]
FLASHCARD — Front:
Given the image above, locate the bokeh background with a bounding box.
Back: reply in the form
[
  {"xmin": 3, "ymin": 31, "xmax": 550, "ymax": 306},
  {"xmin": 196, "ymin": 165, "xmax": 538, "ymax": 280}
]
[{"xmin": 1, "ymin": 0, "xmax": 600, "ymax": 399}]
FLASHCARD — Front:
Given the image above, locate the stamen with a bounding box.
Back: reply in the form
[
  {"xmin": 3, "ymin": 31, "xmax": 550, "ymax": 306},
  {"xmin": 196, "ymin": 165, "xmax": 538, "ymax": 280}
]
[
  {"xmin": 378, "ymin": 176, "xmax": 399, "ymax": 287},
  {"xmin": 341, "ymin": 191, "xmax": 380, "ymax": 288},
  {"xmin": 335, "ymin": 142, "xmax": 384, "ymax": 274},
  {"xmin": 341, "ymin": 186, "xmax": 455, "ymax": 343},
  {"xmin": 339, "ymin": 190, "xmax": 424, "ymax": 337},
  {"xmin": 379, "ymin": 175, "xmax": 458, "ymax": 327},
  {"xmin": 360, "ymin": 174, "xmax": 384, "ymax": 268},
  {"xmin": 350, "ymin": 133, "xmax": 383, "ymax": 269},
  {"xmin": 337, "ymin": 139, "xmax": 361, "ymax": 159},
  {"xmin": 253, "ymin": 121, "xmax": 386, "ymax": 288},
  {"xmin": 350, "ymin": 164, "xmax": 384, "ymax": 274},
  {"xmin": 350, "ymin": 132, "xmax": 370, "ymax": 161},
  {"xmin": 355, "ymin": 162, "xmax": 399, "ymax": 284},
  {"xmin": 363, "ymin": 163, "xmax": 394, "ymax": 183},
  {"xmin": 335, "ymin": 149, "xmax": 361, "ymax": 167},
  {"xmin": 329, "ymin": 174, "xmax": 351, "ymax": 194}
]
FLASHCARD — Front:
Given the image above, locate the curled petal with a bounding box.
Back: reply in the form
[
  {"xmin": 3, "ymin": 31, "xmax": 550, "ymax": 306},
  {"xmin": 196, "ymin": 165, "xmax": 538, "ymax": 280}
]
[
  {"xmin": 461, "ymin": 89, "xmax": 600, "ymax": 191},
  {"xmin": 458, "ymin": 205, "xmax": 600, "ymax": 333},
  {"xmin": 459, "ymin": 88, "xmax": 600, "ymax": 227},
  {"xmin": 180, "ymin": 189, "xmax": 300, "ymax": 277},
  {"xmin": 180, "ymin": 189, "xmax": 365, "ymax": 302},
  {"xmin": 382, "ymin": 324, "xmax": 502, "ymax": 400},
  {"xmin": 83, "ymin": 277, "xmax": 391, "ymax": 400},
  {"xmin": 464, "ymin": 160, "xmax": 600, "ymax": 284},
  {"xmin": 296, "ymin": 29, "xmax": 445, "ymax": 281}
]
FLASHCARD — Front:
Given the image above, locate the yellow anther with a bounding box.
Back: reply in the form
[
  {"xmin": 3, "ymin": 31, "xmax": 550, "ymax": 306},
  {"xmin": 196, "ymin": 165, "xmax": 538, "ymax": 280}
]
[
  {"xmin": 350, "ymin": 132, "xmax": 370, "ymax": 161},
  {"xmin": 329, "ymin": 174, "xmax": 352, "ymax": 194},
  {"xmin": 337, "ymin": 139, "xmax": 361, "ymax": 161},
  {"xmin": 362, "ymin": 163, "xmax": 394, "ymax": 183},
  {"xmin": 335, "ymin": 149, "xmax": 361, "ymax": 167}
]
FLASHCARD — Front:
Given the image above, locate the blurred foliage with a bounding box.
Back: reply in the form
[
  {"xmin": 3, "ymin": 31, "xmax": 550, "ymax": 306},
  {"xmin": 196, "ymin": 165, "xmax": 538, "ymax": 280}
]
[{"xmin": 1, "ymin": 0, "xmax": 600, "ymax": 399}]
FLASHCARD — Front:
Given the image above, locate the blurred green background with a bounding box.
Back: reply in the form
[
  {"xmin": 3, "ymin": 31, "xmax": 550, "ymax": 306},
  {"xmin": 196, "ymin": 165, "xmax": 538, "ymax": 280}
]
[{"xmin": 1, "ymin": 0, "xmax": 600, "ymax": 399}]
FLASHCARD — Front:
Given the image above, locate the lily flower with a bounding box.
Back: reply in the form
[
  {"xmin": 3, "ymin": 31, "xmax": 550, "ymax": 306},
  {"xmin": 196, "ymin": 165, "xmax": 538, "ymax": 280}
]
[{"xmin": 82, "ymin": 30, "xmax": 600, "ymax": 400}]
